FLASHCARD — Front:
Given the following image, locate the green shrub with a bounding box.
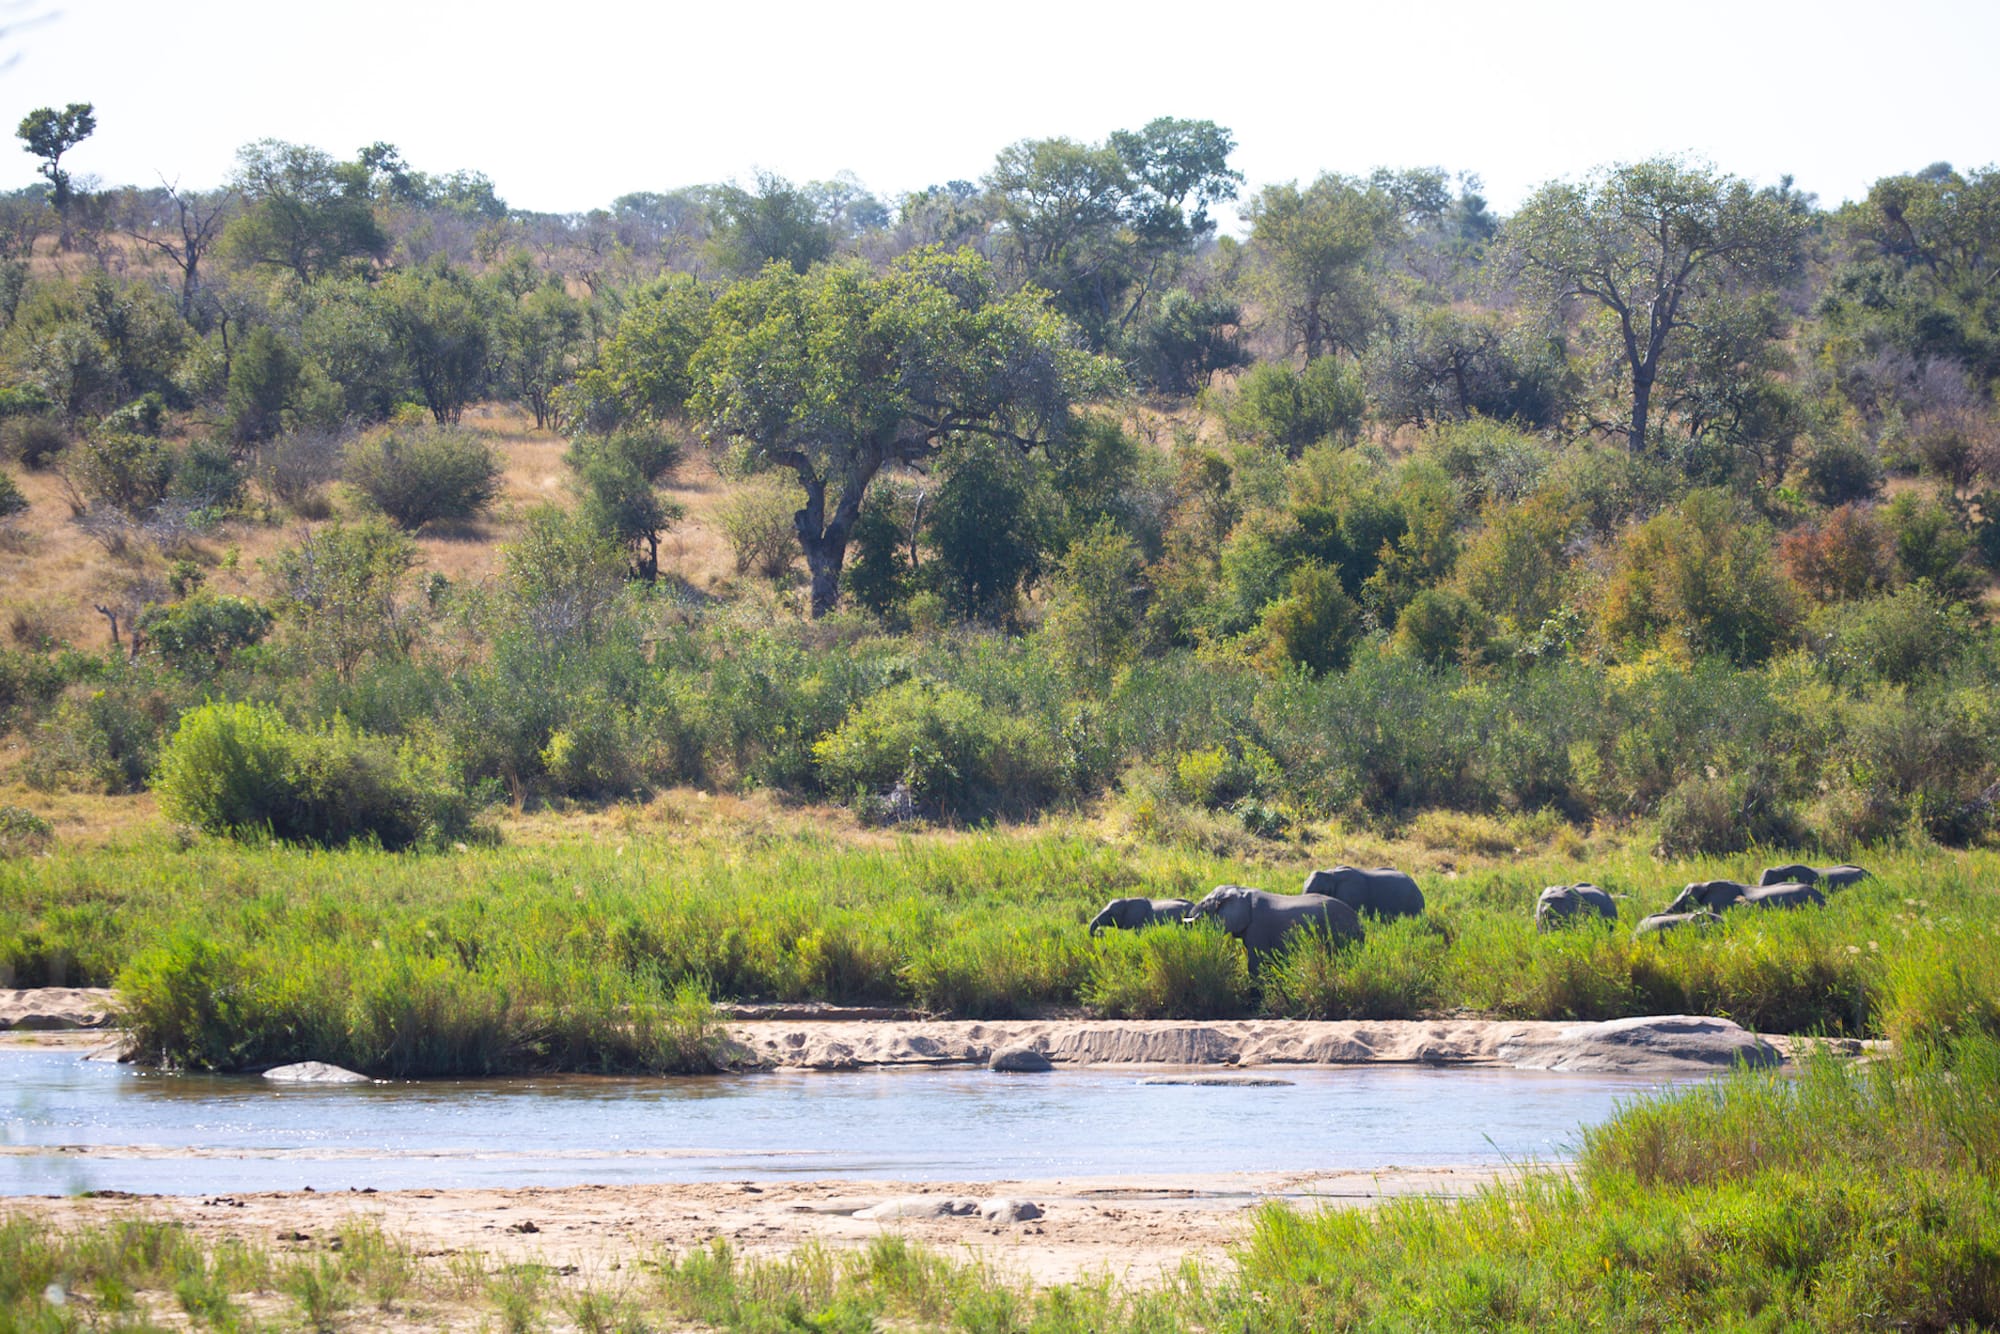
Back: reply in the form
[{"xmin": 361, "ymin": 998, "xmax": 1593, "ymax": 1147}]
[
  {"xmin": 139, "ymin": 593, "xmax": 273, "ymax": 675},
  {"xmin": 25, "ymin": 676, "xmax": 178, "ymax": 794},
  {"xmin": 70, "ymin": 431, "xmax": 176, "ymax": 516},
  {"xmin": 1226, "ymin": 358, "xmax": 1364, "ymax": 457},
  {"xmin": 0, "ymin": 804, "xmax": 52, "ymax": 857},
  {"xmin": 1084, "ymin": 923, "xmax": 1253, "ymax": 1018},
  {"xmin": 812, "ymin": 680, "xmax": 1062, "ymax": 816},
  {"xmin": 1, "ymin": 413, "xmax": 66, "ymax": 468},
  {"xmin": 1261, "ymin": 916, "xmax": 1450, "ymax": 1020},
  {"xmin": 343, "ymin": 424, "xmax": 500, "ymax": 529},
  {"xmin": 0, "ymin": 469, "xmax": 25, "ymax": 519},
  {"xmin": 154, "ymin": 701, "xmax": 468, "ymax": 849},
  {"xmin": 715, "ymin": 476, "xmax": 801, "ymax": 579}
]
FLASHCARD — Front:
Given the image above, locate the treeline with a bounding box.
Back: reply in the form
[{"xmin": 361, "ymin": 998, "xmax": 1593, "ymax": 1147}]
[{"xmin": 1, "ymin": 108, "xmax": 1998, "ymax": 851}]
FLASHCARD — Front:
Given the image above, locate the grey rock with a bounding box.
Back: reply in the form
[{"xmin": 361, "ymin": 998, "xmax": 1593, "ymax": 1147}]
[
  {"xmin": 989, "ymin": 1046, "xmax": 1053, "ymax": 1073},
  {"xmin": 1137, "ymin": 1075, "xmax": 1294, "ymax": 1087},
  {"xmin": 262, "ymin": 1061, "xmax": 370, "ymax": 1084}
]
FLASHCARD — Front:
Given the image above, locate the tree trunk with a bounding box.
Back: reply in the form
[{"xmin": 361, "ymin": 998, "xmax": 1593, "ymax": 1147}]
[
  {"xmin": 800, "ymin": 523, "xmax": 848, "ymax": 618},
  {"xmin": 1628, "ymin": 370, "xmax": 1654, "ymax": 454}
]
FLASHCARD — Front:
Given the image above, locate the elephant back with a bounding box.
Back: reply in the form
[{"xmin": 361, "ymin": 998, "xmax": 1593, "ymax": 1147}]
[
  {"xmin": 1757, "ymin": 863, "xmax": 1819, "ymax": 887},
  {"xmin": 1301, "ymin": 865, "xmax": 1424, "ymax": 919}
]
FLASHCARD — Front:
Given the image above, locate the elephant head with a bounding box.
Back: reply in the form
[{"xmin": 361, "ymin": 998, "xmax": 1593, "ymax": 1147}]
[
  {"xmin": 1184, "ymin": 885, "xmax": 1254, "ymax": 937},
  {"xmin": 1665, "ymin": 879, "xmax": 1747, "ymax": 915},
  {"xmin": 1088, "ymin": 898, "xmax": 1143, "ymax": 936}
]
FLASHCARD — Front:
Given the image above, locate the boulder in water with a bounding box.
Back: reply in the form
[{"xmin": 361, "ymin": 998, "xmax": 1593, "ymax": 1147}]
[
  {"xmin": 989, "ymin": 1046, "xmax": 1053, "ymax": 1073},
  {"xmin": 262, "ymin": 1061, "xmax": 369, "ymax": 1084}
]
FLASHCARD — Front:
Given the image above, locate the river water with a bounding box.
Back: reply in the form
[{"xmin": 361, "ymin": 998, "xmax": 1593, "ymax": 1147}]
[{"xmin": 1, "ymin": 1050, "xmax": 1683, "ymax": 1196}]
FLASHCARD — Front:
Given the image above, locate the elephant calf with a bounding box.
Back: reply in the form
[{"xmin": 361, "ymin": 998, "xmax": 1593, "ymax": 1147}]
[
  {"xmin": 1184, "ymin": 884, "xmax": 1363, "ymax": 977},
  {"xmin": 1301, "ymin": 865, "xmax": 1425, "ymax": 919},
  {"xmin": 1088, "ymin": 897, "xmax": 1194, "ymax": 936},
  {"xmin": 1535, "ymin": 883, "xmax": 1617, "ymax": 931},
  {"xmin": 1634, "ymin": 910, "xmax": 1723, "ymax": 939},
  {"xmin": 1757, "ymin": 863, "xmax": 1870, "ymax": 890},
  {"xmin": 1664, "ymin": 879, "xmax": 1751, "ymax": 915}
]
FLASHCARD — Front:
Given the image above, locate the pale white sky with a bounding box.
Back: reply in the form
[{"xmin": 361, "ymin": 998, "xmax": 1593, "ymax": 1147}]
[{"xmin": 4, "ymin": 0, "xmax": 1996, "ymax": 224}]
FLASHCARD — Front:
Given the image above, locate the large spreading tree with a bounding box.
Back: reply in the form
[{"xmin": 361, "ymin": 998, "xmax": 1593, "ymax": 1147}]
[
  {"xmin": 691, "ymin": 246, "xmax": 1116, "ymax": 616},
  {"xmin": 1503, "ymin": 157, "xmax": 1810, "ymax": 455}
]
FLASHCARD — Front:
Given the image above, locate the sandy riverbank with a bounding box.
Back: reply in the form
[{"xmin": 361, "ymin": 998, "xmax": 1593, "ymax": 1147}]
[{"xmin": 0, "ymin": 1167, "xmax": 1514, "ymax": 1286}]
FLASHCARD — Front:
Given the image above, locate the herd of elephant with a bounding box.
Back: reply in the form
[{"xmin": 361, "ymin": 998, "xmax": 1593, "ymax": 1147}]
[{"xmin": 1086, "ymin": 861, "xmax": 1870, "ymax": 977}]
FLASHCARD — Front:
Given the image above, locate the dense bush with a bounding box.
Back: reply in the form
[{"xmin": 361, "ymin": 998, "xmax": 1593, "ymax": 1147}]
[
  {"xmin": 812, "ymin": 679, "xmax": 1062, "ymax": 815},
  {"xmin": 343, "ymin": 423, "xmax": 500, "ymax": 529},
  {"xmin": 153, "ymin": 701, "xmax": 467, "ymax": 849}
]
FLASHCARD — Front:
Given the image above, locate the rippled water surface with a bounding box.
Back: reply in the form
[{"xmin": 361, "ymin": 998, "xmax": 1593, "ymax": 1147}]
[{"xmin": 1, "ymin": 1050, "xmax": 1683, "ymax": 1195}]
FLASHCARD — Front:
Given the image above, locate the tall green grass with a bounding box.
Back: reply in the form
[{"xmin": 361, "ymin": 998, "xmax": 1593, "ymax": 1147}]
[{"xmin": 3, "ymin": 830, "xmax": 1996, "ymax": 1073}]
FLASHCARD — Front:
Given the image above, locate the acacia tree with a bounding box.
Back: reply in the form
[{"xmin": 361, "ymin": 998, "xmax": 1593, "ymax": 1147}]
[
  {"xmin": 1244, "ymin": 173, "xmax": 1400, "ymax": 360},
  {"xmin": 1503, "ymin": 158, "xmax": 1810, "ymax": 455},
  {"xmin": 691, "ymin": 246, "xmax": 1116, "ymax": 616},
  {"xmin": 16, "ymin": 102, "xmax": 94, "ymax": 248}
]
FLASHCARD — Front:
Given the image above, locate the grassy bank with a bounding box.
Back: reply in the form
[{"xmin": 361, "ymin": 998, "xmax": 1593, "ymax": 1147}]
[
  {"xmin": 2, "ymin": 815, "xmax": 1996, "ymax": 1074},
  {"xmin": 5, "ymin": 1036, "xmax": 1998, "ymax": 1331}
]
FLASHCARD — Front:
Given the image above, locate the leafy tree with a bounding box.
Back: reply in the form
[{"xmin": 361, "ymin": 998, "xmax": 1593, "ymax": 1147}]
[
  {"xmin": 1822, "ymin": 164, "xmax": 2000, "ymax": 379},
  {"xmin": 1504, "ymin": 158, "xmax": 1810, "ymax": 455},
  {"xmin": 1259, "ymin": 561, "xmax": 1361, "ymax": 676},
  {"xmin": 16, "ymin": 102, "xmax": 94, "ymax": 246},
  {"xmin": 225, "ymin": 325, "xmax": 300, "ymax": 444},
  {"xmin": 690, "ymin": 247, "xmax": 1114, "ymax": 616},
  {"xmin": 378, "ymin": 261, "xmax": 493, "ymax": 424},
  {"xmin": 70, "ymin": 431, "xmax": 175, "ymax": 516},
  {"xmin": 1042, "ymin": 517, "xmax": 1145, "ymax": 676},
  {"xmin": 986, "ymin": 136, "xmax": 1131, "ymax": 345},
  {"xmin": 1, "ymin": 273, "xmax": 186, "ymax": 422},
  {"xmin": 268, "ymin": 518, "xmax": 417, "ymax": 681},
  {"xmin": 138, "ymin": 592, "xmax": 273, "ymax": 675},
  {"xmin": 710, "ymin": 172, "xmax": 833, "ymax": 275},
  {"xmin": 568, "ymin": 427, "xmax": 684, "ymax": 580},
  {"xmin": 562, "ymin": 273, "xmax": 710, "ymax": 431},
  {"xmin": 925, "ymin": 443, "xmax": 1045, "ymax": 621},
  {"xmin": 1129, "ymin": 288, "xmax": 1249, "ymax": 395},
  {"xmin": 987, "ymin": 120, "xmax": 1240, "ymax": 348},
  {"xmin": 1244, "ymin": 173, "xmax": 1399, "ymax": 359},
  {"xmin": 1367, "ymin": 306, "xmax": 1569, "ymax": 429},
  {"xmin": 494, "ymin": 279, "xmax": 586, "ymax": 429},
  {"xmin": 225, "ymin": 140, "xmax": 387, "ymax": 282}
]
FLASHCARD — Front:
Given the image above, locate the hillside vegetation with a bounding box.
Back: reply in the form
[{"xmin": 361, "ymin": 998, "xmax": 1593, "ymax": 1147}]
[{"xmin": 0, "ymin": 116, "xmax": 1993, "ymax": 858}]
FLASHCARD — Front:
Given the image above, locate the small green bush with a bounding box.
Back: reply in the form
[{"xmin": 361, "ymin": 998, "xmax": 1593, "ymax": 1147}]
[
  {"xmin": 343, "ymin": 424, "xmax": 500, "ymax": 530},
  {"xmin": 139, "ymin": 593, "xmax": 273, "ymax": 675},
  {"xmin": 70, "ymin": 431, "xmax": 176, "ymax": 516},
  {"xmin": 715, "ymin": 476, "xmax": 801, "ymax": 579},
  {"xmin": 1, "ymin": 414, "xmax": 66, "ymax": 469},
  {"xmin": 154, "ymin": 701, "xmax": 468, "ymax": 849},
  {"xmin": 812, "ymin": 680, "xmax": 1062, "ymax": 816},
  {"xmin": 0, "ymin": 469, "xmax": 26, "ymax": 519},
  {"xmin": 1084, "ymin": 923, "xmax": 1253, "ymax": 1019}
]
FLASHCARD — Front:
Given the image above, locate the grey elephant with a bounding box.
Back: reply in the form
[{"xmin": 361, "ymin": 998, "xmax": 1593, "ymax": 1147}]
[
  {"xmin": 1087, "ymin": 897, "xmax": 1194, "ymax": 936},
  {"xmin": 1756, "ymin": 863, "xmax": 1869, "ymax": 890},
  {"xmin": 1668, "ymin": 879, "xmax": 1825, "ymax": 914},
  {"xmin": 1535, "ymin": 883, "xmax": 1617, "ymax": 931},
  {"xmin": 1183, "ymin": 885, "xmax": 1363, "ymax": 977},
  {"xmin": 1634, "ymin": 910, "xmax": 1723, "ymax": 939},
  {"xmin": 1300, "ymin": 866, "xmax": 1425, "ymax": 919},
  {"xmin": 1663, "ymin": 879, "xmax": 1752, "ymax": 914}
]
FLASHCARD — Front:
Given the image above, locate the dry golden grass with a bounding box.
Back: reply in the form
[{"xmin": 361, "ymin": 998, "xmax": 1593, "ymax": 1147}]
[{"xmin": 0, "ymin": 402, "xmax": 803, "ymax": 654}]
